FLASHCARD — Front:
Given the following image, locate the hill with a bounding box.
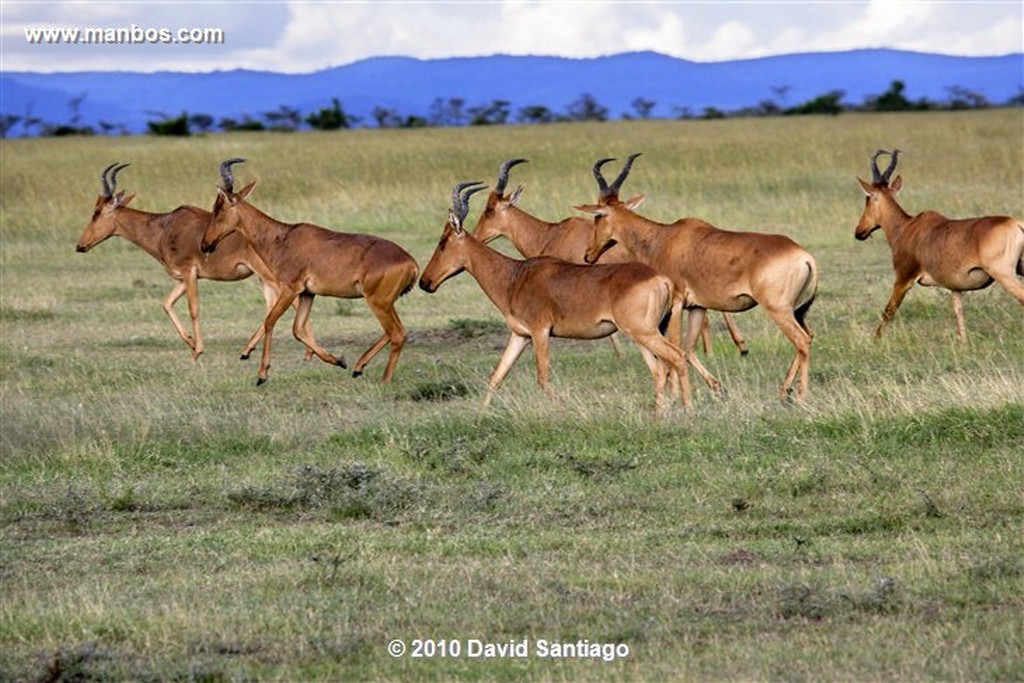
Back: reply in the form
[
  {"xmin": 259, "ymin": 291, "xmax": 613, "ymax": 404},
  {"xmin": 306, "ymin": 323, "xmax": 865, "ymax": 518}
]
[{"xmin": 2, "ymin": 49, "xmax": 1021, "ymax": 133}]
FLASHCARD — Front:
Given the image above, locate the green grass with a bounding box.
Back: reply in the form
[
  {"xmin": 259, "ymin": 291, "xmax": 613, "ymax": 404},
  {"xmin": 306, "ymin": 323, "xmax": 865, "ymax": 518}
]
[{"xmin": 1, "ymin": 111, "xmax": 1022, "ymax": 681}]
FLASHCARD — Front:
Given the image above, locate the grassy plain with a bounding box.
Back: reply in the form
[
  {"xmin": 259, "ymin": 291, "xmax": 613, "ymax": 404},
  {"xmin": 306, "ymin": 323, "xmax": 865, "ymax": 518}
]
[{"xmin": 1, "ymin": 111, "xmax": 1022, "ymax": 681}]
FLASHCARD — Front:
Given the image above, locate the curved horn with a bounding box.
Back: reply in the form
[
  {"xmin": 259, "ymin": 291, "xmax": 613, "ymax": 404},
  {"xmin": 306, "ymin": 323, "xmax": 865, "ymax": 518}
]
[
  {"xmin": 881, "ymin": 149, "xmax": 900, "ymax": 183},
  {"xmin": 219, "ymin": 157, "xmax": 247, "ymax": 192},
  {"xmin": 593, "ymin": 157, "xmax": 616, "ymax": 198},
  {"xmin": 100, "ymin": 162, "xmax": 120, "ymax": 198},
  {"xmin": 495, "ymin": 158, "xmax": 529, "ymax": 196},
  {"xmin": 451, "ymin": 181, "xmax": 488, "ymax": 223},
  {"xmin": 870, "ymin": 149, "xmax": 899, "ymax": 185},
  {"xmin": 609, "ymin": 152, "xmax": 642, "ymax": 196},
  {"xmin": 109, "ymin": 163, "xmax": 130, "ymax": 193}
]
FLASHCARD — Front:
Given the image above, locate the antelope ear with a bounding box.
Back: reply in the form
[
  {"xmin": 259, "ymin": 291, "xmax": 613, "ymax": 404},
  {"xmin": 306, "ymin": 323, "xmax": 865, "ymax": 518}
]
[
  {"xmin": 857, "ymin": 178, "xmax": 875, "ymax": 197},
  {"xmin": 114, "ymin": 191, "xmax": 135, "ymax": 207},
  {"xmin": 573, "ymin": 204, "xmax": 606, "ymax": 216},
  {"xmin": 507, "ymin": 184, "xmax": 524, "ymax": 207},
  {"xmin": 624, "ymin": 194, "xmax": 645, "ymax": 210},
  {"xmin": 237, "ymin": 180, "xmax": 258, "ymax": 199},
  {"xmin": 889, "ymin": 175, "xmax": 902, "ymax": 195}
]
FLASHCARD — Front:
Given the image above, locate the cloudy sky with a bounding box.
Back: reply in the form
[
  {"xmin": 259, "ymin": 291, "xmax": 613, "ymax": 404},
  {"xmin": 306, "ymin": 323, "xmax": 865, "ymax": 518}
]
[{"xmin": 3, "ymin": 1, "xmax": 1021, "ymax": 73}]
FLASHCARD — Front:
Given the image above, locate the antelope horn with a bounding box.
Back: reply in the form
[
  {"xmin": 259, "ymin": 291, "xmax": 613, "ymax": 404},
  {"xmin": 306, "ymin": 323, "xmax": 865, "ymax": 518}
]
[
  {"xmin": 881, "ymin": 149, "xmax": 900, "ymax": 183},
  {"xmin": 219, "ymin": 157, "xmax": 247, "ymax": 192},
  {"xmin": 609, "ymin": 152, "xmax": 642, "ymax": 196},
  {"xmin": 451, "ymin": 181, "xmax": 488, "ymax": 223},
  {"xmin": 494, "ymin": 158, "xmax": 529, "ymax": 196},
  {"xmin": 100, "ymin": 162, "xmax": 120, "ymax": 198},
  {"xmin": 870, "ymin": 149, "xmax": 900, "ymax": 185},
  {"xmin": 593, "ymin": 157, "xmax": 616, "ymax": 198},
  {"xmin": 109, "ymin": 163, "xmax": 130, "ymax": 193}
]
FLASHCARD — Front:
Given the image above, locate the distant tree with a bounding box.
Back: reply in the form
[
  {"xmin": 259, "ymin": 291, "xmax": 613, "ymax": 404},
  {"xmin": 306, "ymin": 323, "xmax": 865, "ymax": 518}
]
[
  {"xmin": 868, "ymin": 79, "xmax": 917, "ymax": 111},
  {"xmin": 631, "ymin": 97, "xmax": 656, "ymax": 119},
  {"xmin": 372, "ymin": 106, "xmax": 402, "ymax": 128},
  {"xmin": 67, "ymin": 92, "xmax": 86, "ymax": 126},
  {"xmin": 700, "ymin": 106, "xmax": 726, "ymax": 120},
  {"xmin": 786, "ymin": 90, "xmax": 845, "ymax": 116},
  {"xmin": 517, "ymin": 104, "xmax": 555, "ymax": 124},
  {"xmin": 566, "ymin": 93, "xmax": 608, "ymax": 121},
  {"xmin": 306, "ymin": 97, "xmax": 354, "ymax": 130},
  {"xmin": 188, "ymin": 113, "xmax": 215, "ymax": 133},
  {"xmin": 264, "ymin": 105, "xmax": 302, "ymax": 131},
  {"xmin": 945, "ymin": 85, "xmax": 989, "ymax": 110},
  {"xmin": 233, "ymin": 116, "xmax": 266, "ymax": 132},
  {"xmin": 429, "ymin": 97, "xmax": 467, "ymax": 126},
  {"xmin": 468, "ymin": 100, "xmax": 511, "ymax": 125},
  {"xmin": 1, "ymin": 114, "xmax": 21, "ymax": 138},
  {"xmin": 1007, "ymin": 87, "xmax": 1024, "ymax": 108},
  {"xmin": 671, "ymin": 105, "xmax": 694, "ymax": 120},
  {"xmin": 20, "ymin": 104, "xmax": 42, "ymax": 136},
  {"xmin": 400, "ymin": 115, "xmax": 428, "ymax": 129},
  {"xmin": 147, "ymin": 112, "xmax": 190, "ymax": 136},
  {"xmin": 757, "ymin": 99, "xmax": 782, "ymax": 116},
  {"xmin": 771, "ymin": 84, "xmax": 792, "ymax": 106}
]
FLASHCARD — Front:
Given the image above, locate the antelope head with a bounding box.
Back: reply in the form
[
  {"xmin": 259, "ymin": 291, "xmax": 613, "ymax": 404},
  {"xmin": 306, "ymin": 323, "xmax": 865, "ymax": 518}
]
[
  {"xmin": 202, "ymin": 157, "xmax": 257, "ymax": 253},
  {"xmin": 418, "ymin": 181, "xmax": 489, "ymax": 293},
  {"xmin": 855, "ymin": 148, "xmax": 902, "ymax": 241},
  {"xmin": 471, "ymin": 158, "xmax": 528, "ymax": 244},
  {"xmin": 576, "ymin": 155, "xmax": 646, "ymax": 264},
  {"xmin": 76, "ymin": 162, "xmax": 133, "ymax": 252}
]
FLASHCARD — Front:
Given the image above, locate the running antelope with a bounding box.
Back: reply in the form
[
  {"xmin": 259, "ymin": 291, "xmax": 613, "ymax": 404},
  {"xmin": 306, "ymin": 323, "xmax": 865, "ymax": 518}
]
[
  {"xmin": 420, "ymin": 181, "xmax": 692, "ymax": 416},
  {"xmin": 76, "ymin": 162, "xmax": 289, "ymax": 360},
  {"xmin": 856, "ymin": 149, "xmax": 1024, "ymax": 339},
  {"xmin": 201, "ymin": 159, "xmax": 418, "ymax": 385},
  {"xmin": 471, "ymin": 157, "xmax": 747, "ymax": 357},
  {"xmin": 579, "ymin": 156, "xmax": 818, "ymax": 401}
]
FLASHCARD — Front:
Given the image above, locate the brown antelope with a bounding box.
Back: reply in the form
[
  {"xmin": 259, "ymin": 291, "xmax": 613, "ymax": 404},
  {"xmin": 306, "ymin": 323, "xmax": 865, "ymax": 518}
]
[
  {"xmin": 201, "ymin": 158, "xmax": 419, "ymax": 385},
  {"xmin": 76, "ymin": 162, "xmax": 291, "ymax": 360},
  {"xmin": 579, "ymin": 156, "xmax": 818, "ymax": 401},
  {"xmin": 471, "ymin": 157, "xmax": 748, "ymax": 357},
  {"xmin": 856, "ymin": 149, "xmax": 1024, "ymax": 340},
  {"xmin": 419, "ymin": 181, "xmax": 692, "ymax": 416}
]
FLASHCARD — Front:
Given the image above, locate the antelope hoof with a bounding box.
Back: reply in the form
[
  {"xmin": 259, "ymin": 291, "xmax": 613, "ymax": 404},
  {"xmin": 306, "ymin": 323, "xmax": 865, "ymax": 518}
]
[
  {"xmin": 335, "ymin": 356, "xmax": 347, "ymax": 369},
  {"xmin": 240, "ymin": 352, "xmax": 251, "ymax": 361},
  {"xmin": 256, "ymin": 376, "xmax": 268, "ymax": 387},
  {"xmin": 352, "ymin": 370, "xmax": 363, "ymax": 378},
  {"xmin": 739, "ymin": 348, "xmax": 750, "ymax": 357}
]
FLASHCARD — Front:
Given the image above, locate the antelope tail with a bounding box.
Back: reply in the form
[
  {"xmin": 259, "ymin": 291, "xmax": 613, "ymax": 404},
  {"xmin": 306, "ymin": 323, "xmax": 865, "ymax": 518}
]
[{"xmin": 794, "ymin": 259, "xmax": 819, "ymax": 331}]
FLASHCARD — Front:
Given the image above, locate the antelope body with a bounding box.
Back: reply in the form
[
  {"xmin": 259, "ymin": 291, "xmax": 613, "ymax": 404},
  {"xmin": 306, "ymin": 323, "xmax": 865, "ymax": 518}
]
[
  {"xmin": 201, "ymin": 159, "xmax": 418, "ymax": 385},
  {"xmin": 579, "ymin": 156, "xmax": 818, "ymax": 401},
  {"xmin": 76, "ymin": 163, "xmax": 285, "ymax": 360},
  {"xmin": 420, "ymin": 182, "xmax": 692, "ymax": 416},
  {"xmin": 471, "ymin": 158, "xmax": 747, "ymax": 357},
  {"xmin": 855, "ymin": 149, "xmax": 1024, "ymax": 339}
]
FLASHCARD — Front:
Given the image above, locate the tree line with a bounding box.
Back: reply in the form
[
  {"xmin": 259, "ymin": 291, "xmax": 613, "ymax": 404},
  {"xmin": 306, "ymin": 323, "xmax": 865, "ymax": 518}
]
[{"xmin": 2, "ymin": 80, "xmax": 1021, "ymax": 138}]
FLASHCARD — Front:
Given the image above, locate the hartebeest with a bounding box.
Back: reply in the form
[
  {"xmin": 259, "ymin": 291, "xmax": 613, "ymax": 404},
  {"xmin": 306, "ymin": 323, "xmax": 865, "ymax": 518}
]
[
  {"xmin": 471, "ymin": 157, "xmax": 748, "ymax": 357},
  {"xmin": 856, "ymin": 149, "xmax": 1024, "ymax": 339},
  {"xmin": 76, "ymin": 162, "xmax": 290, "ymax": 360},
  {"xmin": 419, "ymin": 181, "xmax": 692, "ymax": 415},
  {"xmin": 580, "ymin": 156, "xmax": 818, "ymax": 401},
  {"xmin": 201, "ymin": 158, "xmax": 419, "ymax": 384}
]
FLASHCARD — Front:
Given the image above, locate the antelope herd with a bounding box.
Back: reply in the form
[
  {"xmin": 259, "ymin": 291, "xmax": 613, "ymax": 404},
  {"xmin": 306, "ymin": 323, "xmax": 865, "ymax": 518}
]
[{"xmin": 77, "ymin": 151, "xmax": 1023, "ymax": 415}]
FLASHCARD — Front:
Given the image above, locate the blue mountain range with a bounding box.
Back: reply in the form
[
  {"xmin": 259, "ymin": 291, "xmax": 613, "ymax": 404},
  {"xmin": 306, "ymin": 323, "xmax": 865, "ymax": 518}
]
[{"xmin": 2, "ymin": 49, "xmax": 1021, "ymax": 134}]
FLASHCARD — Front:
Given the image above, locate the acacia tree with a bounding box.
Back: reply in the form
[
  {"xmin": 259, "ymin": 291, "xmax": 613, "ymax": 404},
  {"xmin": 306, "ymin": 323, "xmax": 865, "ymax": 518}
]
[{"xmin": 566, "ymin": 93, "xmax": 608, "ymax": 121}]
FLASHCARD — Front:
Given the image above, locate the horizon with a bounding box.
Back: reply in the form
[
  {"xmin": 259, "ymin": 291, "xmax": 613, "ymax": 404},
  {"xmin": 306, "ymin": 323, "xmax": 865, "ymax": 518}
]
[{"xmin": 6, "ymin": 47, "xmax": 1022, "ymax": 77}]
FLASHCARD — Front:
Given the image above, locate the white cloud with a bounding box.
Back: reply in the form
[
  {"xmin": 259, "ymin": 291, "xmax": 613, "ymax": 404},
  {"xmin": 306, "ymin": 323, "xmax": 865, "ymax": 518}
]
[
  {"xmin": 703, "ymin": 20, "xmax": 760, "ymax": 61},
  {"xmin": 1, "ymin": 0, "xmax": 1020, "ymax": 73}
]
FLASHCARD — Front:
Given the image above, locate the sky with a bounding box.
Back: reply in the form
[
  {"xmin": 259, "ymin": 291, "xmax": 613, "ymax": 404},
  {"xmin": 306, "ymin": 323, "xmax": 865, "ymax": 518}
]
[{"xmin": 2, "ymin": 1, "xmax": 1021, "ymax": 73}]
